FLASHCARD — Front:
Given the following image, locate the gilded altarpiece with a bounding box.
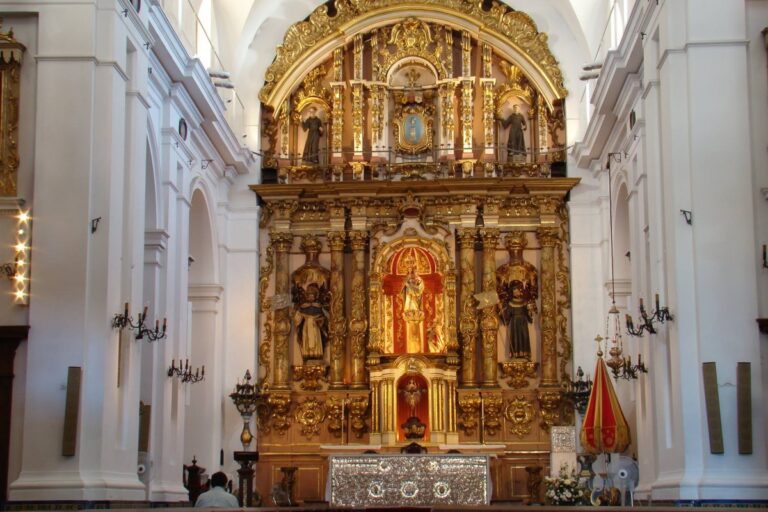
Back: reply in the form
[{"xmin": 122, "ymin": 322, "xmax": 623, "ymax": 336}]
[{"xmin": 251, "ymin": 0, "xmax": 577, "ymax": 505}]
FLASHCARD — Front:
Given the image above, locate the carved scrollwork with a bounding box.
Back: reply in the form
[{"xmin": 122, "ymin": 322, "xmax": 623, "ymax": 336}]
[
  {"xmin": 349, "ymin": 396, "xmax": 369, "ymax": 438},
  {"xmin": 537, "ymin": 388, "xmax": 562, "ymax": 432},
  {"xmin": 505, "ymin": 395, "xmax": 535, "ymax": 438},
  {"xmin": 268, "ymin": 394, "xmax": 293, "ymax": 436},
  {"xmin": 295, "ymin": 397, "xmax": 326, "ymax": 438},
  {"xmin": 482, "ymin": 393, "xmax": 503, "ymax": 437},
  {"xmin": 499, "ymin": 361, "xmax": 538, "ymax": 389},
  {"xmin": 327, "ymin": 396, "xmax": 344, "ymax": 437},
  {"xmin": 0, "ymin": 24, "xmax": 23, "ymax": 196},
  {"xmin": 292, "ymin": 365, "xmax": 328, "ymax": 391},
  {"xmin": 457, "ymin": 393, "xmax": 481, "ymax": 436}
]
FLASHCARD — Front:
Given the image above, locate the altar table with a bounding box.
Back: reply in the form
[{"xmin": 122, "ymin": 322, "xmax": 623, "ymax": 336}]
[{"xmin": 327, "ymin": 454, "xmax": 491, "ymax": 507}]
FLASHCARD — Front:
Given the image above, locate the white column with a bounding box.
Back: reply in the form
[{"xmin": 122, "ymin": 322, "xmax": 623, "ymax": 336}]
[
  {"xmin": 649, "ymin": 0, "xmax": 768, "ymax": 500},
  {"xmin": 10, "ymin": 2, "xmax": 148, "ymax": 500},
  {"xmin": 148, "ymin": 147, "xmax": 192, "ymax": 500}
]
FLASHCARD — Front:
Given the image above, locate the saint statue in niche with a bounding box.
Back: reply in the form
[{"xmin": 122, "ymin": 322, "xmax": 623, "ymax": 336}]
[
  {"xmin": 291, "ymin": 236, "xmax": 330, "ymax": 362},
  {"xmin": 496, "ymin": 232, "xmax": 538, "ymax": 360},
  {"xmin": 301, "ymin": 106, "xmax": 323, "ymax": 164},
  {"xmin": 402, "ymin": 265, "xmax": 425, "ymax": 353},
  {"xmin": 293, "ymin": 283, "xmax": 328, "ymax": 361},
  {"xmin": 498, "ymin": 104, "xmax": 527, "ymax": 159}
]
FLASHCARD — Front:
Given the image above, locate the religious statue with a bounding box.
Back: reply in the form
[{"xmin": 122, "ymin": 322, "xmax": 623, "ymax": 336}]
[
  {"xmin": 399, "ymin": 377, "xmax": 427, "ymax": 439},
  {"xmin": 402, "ymin": 266, "xmax": 425, "ymax": 353},
  {"xmin": 498, "ymin": 104, "xmax": 527, "ymax": 159},
  {"xmin": 291, "ymin": 236, "xmax": 330, "ymax": 362},
  {"xmin": 301, "ymin": 107, "xmax": 323, "ymax": 164},
  {"xmin": 400, "ymin": 378, "xmax": 422, "ymax": 418},
  {"xmin": 496, "ymin": 232, "xmax": 538, "ymax": 359},
  {"xmin": 293, "ymin": 283, "xmax": 328, "ymax": 360}
]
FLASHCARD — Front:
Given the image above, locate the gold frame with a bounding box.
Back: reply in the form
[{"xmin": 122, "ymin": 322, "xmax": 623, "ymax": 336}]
[
  {"xmin": 393, "ymin": 105, "xmax": 433, "ymax": 155},
  {"xmin": 0, "ymin": 27, "xmax": 24, "ymax": 196},
  {"xmin": 369, "ymin": 235, "xmax": 457, "ymax": 357}
]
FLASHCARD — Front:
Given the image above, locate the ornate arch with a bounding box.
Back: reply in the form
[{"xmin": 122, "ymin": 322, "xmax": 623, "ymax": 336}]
[{"xmin": 258, "ymin": 0, "xmax": 567, "ymax": 109}]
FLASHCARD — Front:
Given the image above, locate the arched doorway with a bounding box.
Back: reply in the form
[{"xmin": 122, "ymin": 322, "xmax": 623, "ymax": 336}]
[{"xmin": 184, "ymin": 187, "xmax": 222, "ymax": 472}]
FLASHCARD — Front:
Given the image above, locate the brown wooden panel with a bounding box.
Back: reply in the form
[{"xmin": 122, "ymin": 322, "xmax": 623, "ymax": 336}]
[
  {"xmin": 702, "ymin": 362, "xmax": 723, "ymax": 454},
  {"xmin": 138, "ymin": 402, "xmax": 151, "ymax": 453},
  {"xmin": 62, "ymin": 367, "xmax": 82, "ymax": 457},
  {"xmin": 737, "ymin": 362, "xmax": 752, "ymax": 455}
]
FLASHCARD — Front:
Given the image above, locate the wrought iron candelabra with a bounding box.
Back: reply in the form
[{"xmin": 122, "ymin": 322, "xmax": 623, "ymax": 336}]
[
  {"xmin": 167, "ymin": 359, "xmax": 205, "ymax": 383},
  {"xmin": 625, "ymin": 294, "xmax": 672, "ymax": 337},
  {"xmin": 112, "ymin": 302, "xmax": 167, "ymax": 342},
  {"xmin": 600, "ymin": 333, "xmax": 648, "ymax": 381},
  {"xmin": 229, "ymin": 370, "xmax": 269, "ymax": 450},
  {"xmin": 563, "ymin": 366, "xmax": 593, "ymax": 415}
]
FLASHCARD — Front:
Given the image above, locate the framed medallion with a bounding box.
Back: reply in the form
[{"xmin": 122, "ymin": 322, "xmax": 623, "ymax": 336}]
[{"xmin": 393, "ymin": 105, "xmax": 433, "ymax": 154}]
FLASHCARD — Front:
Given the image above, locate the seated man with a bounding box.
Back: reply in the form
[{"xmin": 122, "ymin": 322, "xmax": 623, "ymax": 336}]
[{"xmin": 195, "ymin": 471, "xmax": 239, "ymax": 508}]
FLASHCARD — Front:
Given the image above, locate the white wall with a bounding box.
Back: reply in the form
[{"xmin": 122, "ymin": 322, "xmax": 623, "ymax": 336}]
[{"xmin": 2, "ymin": 0, "xmax": 256, "ymax": 502}]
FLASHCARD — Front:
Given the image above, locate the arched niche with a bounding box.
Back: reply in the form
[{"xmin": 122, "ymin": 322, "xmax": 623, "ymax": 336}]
[
  {"xmin": 184, "ymin": 187, "xmax": 221, "ymax": 470},
  {"xmin": 370, "ymin": 233, "xmax": 457, "ymax": 357}
]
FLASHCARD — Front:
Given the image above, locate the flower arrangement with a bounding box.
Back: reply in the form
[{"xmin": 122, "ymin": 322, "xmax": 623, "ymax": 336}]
[{"xmin": 544, "ymin": 464, "xmax": 587, "ymax": 506}]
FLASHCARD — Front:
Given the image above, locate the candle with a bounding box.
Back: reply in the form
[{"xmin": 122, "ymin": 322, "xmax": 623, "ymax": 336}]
[
  {"xmin": 201, "ymin": 365, "xmax": 205, "ymax": 376},
  {"xmin": 124, "ymin": 302, "xmax": 129, "ymax": 318},
  {"xmin": 638, "ymin": 353, "xmax": 642, "ymax": 366},
  {"xmin": 185, "ymin": 359, "xmax": 189, "ymax": 369},
  {"xmin": 162, "ymin": 318, "xmax": 167, "ymax": 332},
  {"xmin": 155, "ymin": 319, "xmax": 160, "ymax": 331},
  {"xmin": 195, "ymin": 368, "xmax": 199, "ymax": 378},
  {"xmin": 655, "ymin": 293, "xmax": 660, "ymax": 311},
  {"xmin": 142, "ymin": 305, "xmax": 148, "ymax": 321},
  {"xmin": 171, "ymin": 359, "xmax": 176, "ymax": 370}
]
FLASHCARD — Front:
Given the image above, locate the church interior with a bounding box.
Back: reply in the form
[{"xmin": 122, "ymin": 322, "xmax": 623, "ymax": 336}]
[{"xmin": 0, "ymin": 0, "xmax": 766, "ymax": 508}]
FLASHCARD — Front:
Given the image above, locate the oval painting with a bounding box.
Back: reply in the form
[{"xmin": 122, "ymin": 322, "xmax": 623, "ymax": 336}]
[{"xmin": 403, "ymin": 113, "xmax": 424, "ymax": 146}]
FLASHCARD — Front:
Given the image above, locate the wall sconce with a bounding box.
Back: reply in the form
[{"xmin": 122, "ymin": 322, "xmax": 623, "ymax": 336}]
[
  {"xmin": 112, "ymin": 302, "xmax": 167, "ymax": 342},
  {"xmin": 168, "ymin": 359, "xmax": 204, "ymax": 383},
  {"xmin": 625, "ymin": 294, "xmax": 673, "ymax": 337}
]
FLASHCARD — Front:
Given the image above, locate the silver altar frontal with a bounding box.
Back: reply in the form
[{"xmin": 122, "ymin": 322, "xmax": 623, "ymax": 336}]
[{"xmin": 327, "ymin": 454, "xmax": 492, "ymax": 507}]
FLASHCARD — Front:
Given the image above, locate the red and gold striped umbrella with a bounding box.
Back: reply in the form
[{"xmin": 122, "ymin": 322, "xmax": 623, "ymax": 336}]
[{"xmin": 579, "ymin": 356, "xmax": 631, "ymax": 454}]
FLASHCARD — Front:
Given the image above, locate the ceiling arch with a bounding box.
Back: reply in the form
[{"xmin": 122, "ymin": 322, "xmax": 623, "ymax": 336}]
[{"xmin": 210, "ymin": 0, "xmax": 598, "ymax": 140}]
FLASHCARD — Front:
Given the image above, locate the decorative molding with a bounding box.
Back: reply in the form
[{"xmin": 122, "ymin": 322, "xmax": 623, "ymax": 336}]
[{"xmin": 258, "ymin": 0, "xmax": 567, "ymax": 107}]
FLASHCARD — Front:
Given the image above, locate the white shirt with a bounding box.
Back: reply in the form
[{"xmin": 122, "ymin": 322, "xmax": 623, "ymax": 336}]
[{"xmin": 195, "ymin": 486, "xmax": 240, "ymax": 508}]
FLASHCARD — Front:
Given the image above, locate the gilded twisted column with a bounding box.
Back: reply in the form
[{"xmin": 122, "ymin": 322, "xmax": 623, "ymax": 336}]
[
  {"xmin": 328, "ymin": 231, "xmax": 346, "ymax": 389},
  {"xmin": 537, "ymin": 227, "xmax": 559, "ymax": 387},
  {"xmin": 348, "ymin": 231, "xmax": 368, "ymax": 388},
  {"xmin": 457, "ymin": 228, "xmax": 478, "ymax": 387},
  {"xmin": 480, "ymin": 228, "xmax": 501, "ymax": 387},
  {"xmin": 271, "ymin": 231, "xmax": 293, "ymax": 389}
]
